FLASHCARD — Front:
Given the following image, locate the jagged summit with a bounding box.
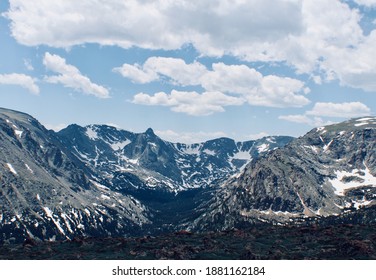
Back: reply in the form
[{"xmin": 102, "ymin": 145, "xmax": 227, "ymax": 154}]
[
  {"xmin": 311, "ymin": 116, "xmax": 376, "ymax": 134},
  {"xmin": 144, "ymin": 127, "xmax": 155, "ymax": 136},
  {"xmin": 190, "ymin": 115, "xmax": 376, "ymax": 231}
]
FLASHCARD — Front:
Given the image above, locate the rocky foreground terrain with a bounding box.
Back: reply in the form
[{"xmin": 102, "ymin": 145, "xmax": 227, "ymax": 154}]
[{"xmin": 1, "ymin": 223, "xmax": 375, "ymax": 260}]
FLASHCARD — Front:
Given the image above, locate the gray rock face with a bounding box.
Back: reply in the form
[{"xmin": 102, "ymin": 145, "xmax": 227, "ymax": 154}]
[
  {"xmin": 57, "ymin": 123, "xmax": 293, "ymax": 193},
  {"xmin": 0, "ymin": 108, "xmax": 150, "ymax": 243},
  {"xmin": 190, "ymin": 117, "xmax": 376, "ymax": 231},
  {"xmin": 0, "ymin": 107, "xmax": 293, "ymax": 241}
]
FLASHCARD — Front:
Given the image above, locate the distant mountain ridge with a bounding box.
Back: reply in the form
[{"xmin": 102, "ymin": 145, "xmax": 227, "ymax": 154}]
[
  {"xmin": 190, "ymin": 117, "xmax": 376, "ymax": 231},
  {"xmin": 0, "ymin": 107, "xmax": 292, "ymax": 242},
  {"xmin": 57, "ymin": 123, "xmax": 293, "ymax": 193},
  {"xmin": 1, "ymin": 107, "xmax": 375, "ymax": 243}
]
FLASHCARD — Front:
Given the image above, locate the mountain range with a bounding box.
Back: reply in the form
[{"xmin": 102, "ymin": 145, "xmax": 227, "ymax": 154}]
[{"xmin": 1, "ymin": 107, "xmax": 375, "ymax": 244}]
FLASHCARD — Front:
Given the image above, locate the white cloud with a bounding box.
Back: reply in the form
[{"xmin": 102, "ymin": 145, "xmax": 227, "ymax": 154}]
[
  {"xmin": 279, "ymin": 101, "xmax": 371, "ymax": 127},
  {"xmin": 146, "ymin": 57, "xmax": 208, "ymax": 86},
  {"xmin": 278, "ymin": 114, "xmax": 328, "ymax": 127},
  {"xmin": 44, "ymin": 123, "xmax": 68, "ymax": 132},
  {"xmin": 43, "ymin": 52, "xmax": 109, "ymax": 98},
  {"xmin": 0, "ymin": 73, "xmax": 39, "ymax": 94},
  {"xmin": 5, "ymin": 0, "xmax": 303, "ymax": 52},
  {"xmin": 113, "ymin": 63, "xmax": 158, "ymax": 84},
  {"xmin": 114, "ymin": 57, "xmax": 207, "ymax": 86},
  {"xmin": 6, "ymin": 0, "xmax": 376, "ymax": 93},
  {"xmin": 353, "ymin": 0, "xmax": 376, "ymax": 7},
  {"xmin": 202, "ymin": 63, "xmax": 310, "ymax": 107},
  {"xmin": 155, "ymin": 129, "xmax": 228, "ymax": 144},
  {"xmin": 201, "ymin": 63, "xmax": 262, "ymax": 94},
  {"xmin": 321, "ymin": 31, "xmax": 376, "ymax": 92},
  {"xmin": 23, "ymin": 59, "xmax": 34, "ymax": 71},
  {"xmin": 121, "ymin": 58, "xmax": 310, "ymax": 114},
  {"xmin": 133, "ymin": 90, "xmax": 245, "ymax": 116},
  {"xmin": 247, "ymin": 132, "xmax": 270, "ymax": 140},
  {"xmin": 306, "ymin": 102, "xmax": 372, "ymax": 118}
]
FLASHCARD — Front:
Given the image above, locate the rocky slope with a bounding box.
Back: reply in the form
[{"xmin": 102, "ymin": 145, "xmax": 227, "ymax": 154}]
[
  {"xmin": 56, "ymin": 124, "xmax": 292, "ymax": 193},
  {"xmin": 0, "ymin": 108, "xmax": 150, "ymax": 243},
  {"xmin": 2, "ymin": 107, "xmax": 375, "ymax": 244},
  {"xmin": 190, "ymin": 117, "xmax": 376, "ymax": 231},
  {"xmin": 0, "ymin": 107, "xmax": 292, "ymax": 242}
]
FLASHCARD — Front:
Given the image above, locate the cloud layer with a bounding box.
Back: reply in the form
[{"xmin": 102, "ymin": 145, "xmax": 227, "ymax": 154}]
[
  {"xmin": 116, "ymin": 57, "xmax": 310, "ymax": 115},
  {"xmin": 5, "ymin": 0, "xmax": 376, "ymax": 93},
  {"xmin": 0, "ymin": 73, "xmax": 39, "ymax": 94},
  {"xmin": 279, "ymin": 101, "xmax": 372, "ymax": 126},
  {"xmin": 43, "ymin": 52, "xmax": 109, "ymax": 98}
]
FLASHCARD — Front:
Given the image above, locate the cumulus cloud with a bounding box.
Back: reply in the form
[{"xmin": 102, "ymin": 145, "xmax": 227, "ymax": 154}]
[
  {"xmin": 5, "ymin": 0, "xmax": 376, "ymax": 92},
  {"xmin": 114, "ymin": 57, "xmax": 207, "ymax": 86},
  {"xmin": 5, "ymin": 0, "xmax": 303, "ymax": 52},
  {"xmin": 278, "ymin": 114, "xmax": 329, "ymax": 127},
  {"xmin": 279, "ymin": 101, "xmax": 371, "ymax": 127},
  {"xmin": 23, "ymin": 59, "xmax": 34, "ymax": 71},
  {"xmin": 0, "ymin": 73, "xmax": 39, "ymax": 94},
  {"xmin": 320, "ymin": 31, "xmax": 376, "ymax": 92},
  {"xmin": 306, "ymin": 102, "xmax": 372, "ymax": 118},
  {"xmin": 43, "ymin": 52, "xmax": 109, "ymax": 98},
  {"xmin": 113, "ymin": 63, "xmax": 158, "ymax": 84},
  {"xmin": 44, "ymin": 123, "xmax": 68, "ymax": 132},
  {"xmin": 133, "ymin": 90, "xmax": 245, "ymax": 116},
  {"xmin": 120, "ymin": 57, "xmax": 310, "ymax": 114},
  {"xmin": 155, "ymin": 129, "xmax": 228, "ymax": 144},
  {"xmin": 247, "ymin": 132, "xmax": 270, "ymax": 140},
  {"xmin": 353, "ymin": 0, "xmax": 376, "ymax": 7}
]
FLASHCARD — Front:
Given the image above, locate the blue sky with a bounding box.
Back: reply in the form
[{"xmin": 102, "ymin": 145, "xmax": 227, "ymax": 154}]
[{"xmin": 0, "ymin": 0, "xmax": 375, "ymax": 143}]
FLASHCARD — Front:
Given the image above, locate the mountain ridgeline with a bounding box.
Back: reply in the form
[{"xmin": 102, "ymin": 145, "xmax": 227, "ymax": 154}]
[
  {"xmin": 0, "ymin": 108, "xmax": 292, "ymax": 242},
  {"xmin": 190, "ymin": 117, "xmax": 376, "ymax": 231},
  {"xmin": 1, "ymin": 107, "xmax": 376, "ymax": 243}
]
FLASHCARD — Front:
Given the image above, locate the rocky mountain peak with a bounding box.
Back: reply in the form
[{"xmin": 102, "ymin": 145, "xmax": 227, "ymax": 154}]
[
  {"xmin": 189, "ymin": 116, "xmax": 376, "ymax": 231},
  {"xmin": 145, "ymin": 127, "xmax": 155, "ymax": 136}
]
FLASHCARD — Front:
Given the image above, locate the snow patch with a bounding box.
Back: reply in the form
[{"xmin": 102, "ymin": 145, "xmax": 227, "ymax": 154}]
[
  {"xmin": 110, "ymin": 139, "xmax": 131, "ymax": 151},
  {"xmin": 73, "ymin": 146, "xmax": 90, "ymax": 160},
  {"xmin": 42, "ymin": 207, "xmax": 67, "ymax": 237},
  {"xmin": 86, "ymin": 126, "xmax": 98, "ymax": 140},
  {"xmin": 305, "ymin": 145, "xmax": 319, "ymax": 153},
  {"xmin": 203, "ymin": 149, "xmax": 215, "ymax": 156},
  {"xmin": 233, "ymin": 151, "xmax": 252, "ymax": 160},
  {"xmin": 257, "ymin": 143, "xmax": 270, "ymax": 153},
  {"xmin": 6, "ymin": 163, "xmax": 17, "ymax": 175},
  {"xmin": 100, "ymin": 194, "xmax": 111, "ymax": 200},
  {"xmin": 36, "ymin": 194, "xmax": 40, "ymax": 201},
  {"xmin": 25, "ymin": 163, "xmax": 34, "ymax": 174},
  {"xmin": 355, "ymin": 122, "xmax": 370, "ymax": 127},
  {"xmin": 357, "ymin": 117, "xmax": 374, "ymax": 122},
  {"xmin": 329, "ymin": 166, "xmax": 376, "ymax": 196},
  {"xmin": 352, "ymin": 199, "xmax": 372, "ymax": 210},
  {"xmin": 14, "ymin": 129, "xmax": 23, "ymax": 137},
  {"xmin": 60, "ymin": 213, "xmax": 74, "ymax": 233},
  {"xmin": 323, "ymin": 139, "xmax": 333, "ymax": 152},
  {"xmin": 206, "ymin": 163, "xmax": 213, "ymax": 172},
  {"xmin": 183, "ymin": 144, "xmax": 201, "ymax": 155},
  {"xmin": 91, "ymin": 180, "xmax": 110, "ymax": 191},
  {"xmin": 84, "ymin": 208, "xmax": 91, "ymax": 216},
  {"xmin": 128, "ymin": 158, "xmax": 139, "ymax": 165},
  {"xmin": 266, "ymin": 137, "xmax": 276, "ymax": 143},
  {"xmin": 354, "ymin": 117, "xmax": 376, "ymax": 127}
]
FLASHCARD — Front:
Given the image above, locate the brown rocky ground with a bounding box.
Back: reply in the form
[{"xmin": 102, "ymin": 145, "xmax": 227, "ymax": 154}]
[{"xmin": 0, "ymin": 224, "xmax": 375, "ymax": 260}]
